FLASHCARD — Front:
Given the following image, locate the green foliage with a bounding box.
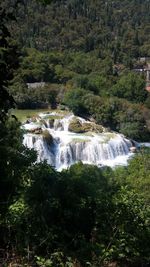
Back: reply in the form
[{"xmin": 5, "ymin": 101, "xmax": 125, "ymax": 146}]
[
  {"xmin": 8, "ymin": 198, "xmax": 27, "ymax": 225},
  {"xmin": 0, "ymin": 6, "xmax": 19, "ymax": 121},
  {"xmin": 7, "ymin": 49, "xmax": 150, "ymax": 141},
  {"xmin": 1, "ymin": 136, "xmax": 150, "ymax": 266},
  {"xmin": 20, "ymin": 48, "xmax": 58, "ymax": 83},
  {"xmin": 4, "ymin": 0, "xmax": 150, "ymax": 62},
  {"xmin": 1, "ymin": 1, "xmax": 150, "ymax": 266},
  {"xmin": 9, "ymin": 80, "xmax": 62, "ymax": 109},
  {"xmin": 111, "ymin": 72, "xmax": 147, "ymax": 103},
  {"xmin": 105, "ymin": 187, "xmax": 150, "ymax": 264},
  {"xmin": 74, "ymin": 92, "xmax": 150, "ymax": 141},
  {"xmin": 114, "ymin": 148, "xmax": 150, "ymax": 205},
  {"xmin": 0, "ymin": 116, "xmax": 36, "ymax": 219},
  {"xmin": 36, "ymin": 252, "xmax": 74, "ymax": 267},
  {"xmin": 64, "ymin": 88, "xmax": 89, "ymax": 115}
]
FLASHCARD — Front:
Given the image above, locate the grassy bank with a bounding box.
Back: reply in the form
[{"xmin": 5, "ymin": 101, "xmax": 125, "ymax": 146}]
[{"xmin": 11, "ymin": 109, "xmax": 52, "ymax": 122}]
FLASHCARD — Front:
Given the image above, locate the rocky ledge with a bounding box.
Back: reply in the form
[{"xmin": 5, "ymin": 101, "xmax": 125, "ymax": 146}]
[{"xmin": 68, "ymin": 118, "xmax": 104, "ymax": 133}]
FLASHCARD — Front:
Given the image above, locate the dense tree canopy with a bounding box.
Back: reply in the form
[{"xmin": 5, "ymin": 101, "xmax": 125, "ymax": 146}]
[
  {"xmin": 2, "ymin": 0, "xmax": 150, "ymax": 60},
  {"xmin": 111, "ymin": 72, "xmax": 147, "ymax": 103},
  {"xmin": 0, "ymin": 6, "xmax": 19, "ymax": 121},
  {"xmin": 1, "ymin": 0, "xmax": 149, "ymax": 140}
]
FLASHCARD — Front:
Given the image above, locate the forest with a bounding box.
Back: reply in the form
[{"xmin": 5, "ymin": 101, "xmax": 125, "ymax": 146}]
[
  {"xmin": 3, "ymin": 0, "xmax": 150, "ymax": 141},
  {"xmin": 0, "ymin": 0, "xmax": 150, "ymax": 266}
]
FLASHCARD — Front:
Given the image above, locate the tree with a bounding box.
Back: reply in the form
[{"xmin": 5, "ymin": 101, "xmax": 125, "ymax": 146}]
[
  {"xmin": 111, "ymin": 72, "xmax": 147, "ymax": 103},
  {"xmin": 64, "ymin": 87, "xmax": 89, "ymax": 115},
  {"xmin": 0, "ymin": 4, "xmax": 37, "ymax": 257},
  {"xmin": 114, "ymin": 148, "xmax": 150, "ymax": 205},
  {"xmin": 0, "ymin": 7, "xmax": 19, "ymax": 121}
]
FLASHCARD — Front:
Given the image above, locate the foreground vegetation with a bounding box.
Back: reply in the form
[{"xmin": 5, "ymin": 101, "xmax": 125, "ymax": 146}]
[{"xmin": 0, "ymin": 116, "xmax": 150, "ymax": 266}]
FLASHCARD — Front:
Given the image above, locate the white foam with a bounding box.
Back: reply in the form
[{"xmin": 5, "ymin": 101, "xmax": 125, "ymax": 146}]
[{"xmin": 23, "ymin": 112, "xmax": 133, "ymax": 171}]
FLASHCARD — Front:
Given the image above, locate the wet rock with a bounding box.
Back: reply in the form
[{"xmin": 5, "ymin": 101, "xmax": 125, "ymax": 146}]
[
  {"xmin": 68, "ymin": 118, "xmax": 103, "ymax": 133},
  {"xmin": 54, "ymin": 120, "xmax": 64, "ymax": 130},
  {"xmin": 31, "ymin": 116, "xmax": 37, "ymax": 123},
  {"xmin": 68, "ymin": 119, "xmax": 85, "ymax": 133},
  {"xmin": 129, "ymin": 146, "xmax": 137, "ymax": 153},
  {"xmin": 48, "ymin": 118, "xmax": 54, "ymax": 128},
  {"xmin": 82, "ymin": 122, "xmax": 103, "ymax": 133},
  {"xmin": 28, "ymin": 127, "xmax": 42, "ymax": 134},
  {"xmin": 40, "ymin": 119, "xmax": 48, "ymax": 128},
  {"xmin": 32, "ymin": 136, "xmax": 36, "ymax": 144},
  {"xmin": 42, "ymin": 130, "xmax": 53, "ymax": 146}
]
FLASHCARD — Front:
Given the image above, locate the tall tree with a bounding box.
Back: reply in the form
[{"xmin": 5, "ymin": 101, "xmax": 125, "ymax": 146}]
[{"xmin": 0, "ymin": 6, "xmax": 19, "ymax": 121}]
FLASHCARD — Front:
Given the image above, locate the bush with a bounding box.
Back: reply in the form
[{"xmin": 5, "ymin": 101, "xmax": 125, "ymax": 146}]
[
  {"xmin": 111, "ymin": 72, "xmax": 147, "ymax": 103},
  {"xmin": 64, "ymin": 87, "xmax": 89, "ymax": 115}
]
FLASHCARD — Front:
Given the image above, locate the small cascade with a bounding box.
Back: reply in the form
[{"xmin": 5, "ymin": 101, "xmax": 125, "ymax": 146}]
[
  {"xmin": 53, "ymin": 115, "xmax": 76, "ymax": 131},
  {"xmin": 22, "ymin": 112, "xmax": 133, "ymax": 170},
  {"xmin": 23, "ymin": 134, "xmax": 55, "ymax": 166}
]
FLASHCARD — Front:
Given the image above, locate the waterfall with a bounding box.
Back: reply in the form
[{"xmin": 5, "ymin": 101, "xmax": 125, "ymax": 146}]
[
  {"xmin": 23, "ymin": 134, "xmax": 55, "ymax": 166},
  {"xmin": 22, "ymin": 112, "xmax": 133, "ymax": 170}
]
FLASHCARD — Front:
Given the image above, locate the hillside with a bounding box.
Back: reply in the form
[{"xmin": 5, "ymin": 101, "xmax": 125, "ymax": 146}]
[
  {"xmin": 5, "ymin": 0, "xmax": 150, "ymax": 59},
  {"xmin": 1, "ymin": 0, "xmax": 150, "ymax": 61}
]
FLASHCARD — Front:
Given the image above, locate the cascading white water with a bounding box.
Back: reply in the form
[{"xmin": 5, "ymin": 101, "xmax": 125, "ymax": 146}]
[
  {"xmin": 23, "ymin": 112, "xmax": 133, "ymax": 171},
  {"xmin": 23, "ymin": 134, "xmax": 56, "ymax": 166}
]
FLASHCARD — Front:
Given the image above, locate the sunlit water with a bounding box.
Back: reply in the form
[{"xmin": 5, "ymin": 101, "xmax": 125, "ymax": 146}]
[{"xmin": 22, "ymin": 112, "xmax": 134, "ymax": 171}]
